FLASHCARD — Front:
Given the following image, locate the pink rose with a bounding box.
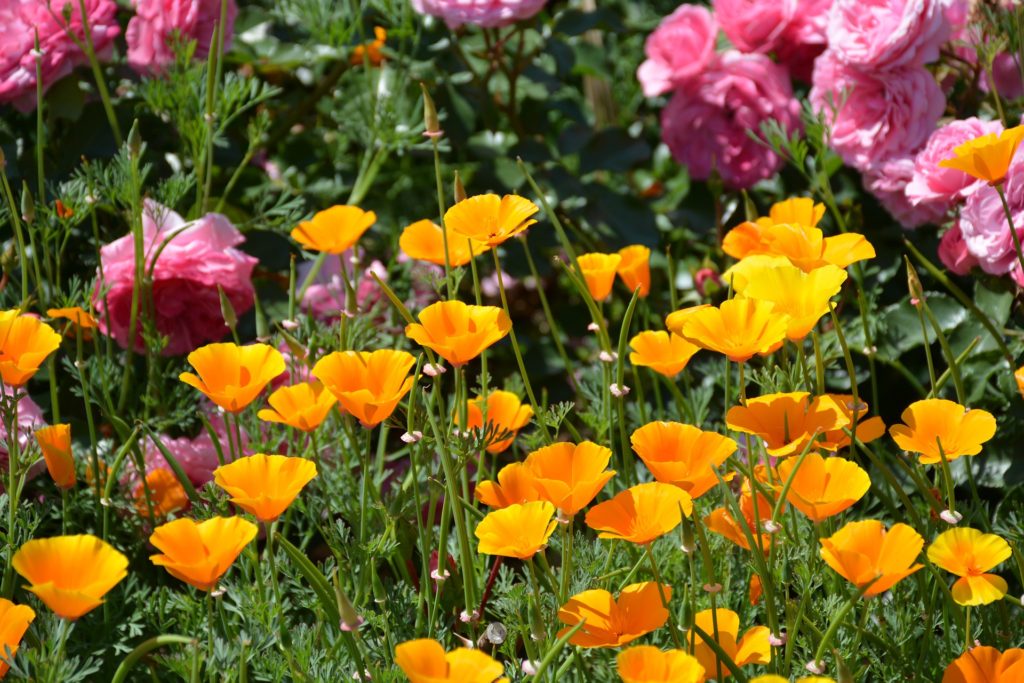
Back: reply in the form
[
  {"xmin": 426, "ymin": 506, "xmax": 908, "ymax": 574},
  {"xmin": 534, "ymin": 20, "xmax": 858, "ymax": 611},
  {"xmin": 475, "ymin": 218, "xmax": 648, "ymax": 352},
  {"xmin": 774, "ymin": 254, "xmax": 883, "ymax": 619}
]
[
  {"xmin": 712, "ymin": 0, "xmax": 795, "ymax": 54},
  {"xmin": 299, "ymin": 253, "xmax": 387, "ymax": 320},
  {"xmin": 637, "ymin": 5, "xmax": 718, "ymax": 97},
  {"xmin": 126, "ymin": 0, "xmax": 238, "ymax": 76},
  {"xmin": 661, "ymin": 51, "xmax": 802, "ymax": 190},
  {"xmin": 826, "ymin": 0, "xmax": 950, "ymax": 69},
  {"xmin": 775, "ymin": 0, "xmax": 833, "ymax": 81},
  {"xmin": 863, "ymin": 156, "xmax": 946, "ymax": 229},
  {"xmin": 410, "ymin": 0, "xmax": 546, "ymax": 28},
  {"xmin": 0, "ymin": 389, "xmax": 46, "ymax": 481},
  {"xmin": 906, "ymin": 117, "xmax": 1003, "ymax": 214},
  {"xmin": 938, "ymin": 222, "xmax": 979, "ymax": 276},
  {"xmin": 983, "ymin": 53, "xmax": 1024, "ymax": 102},
  {"xmin": 959, "ymin": 159, "xmax": 1024, "ymax": 275},
  {"xmin": 0, "ymin": 0, "xmax": 120, "ymax": 111},
  {"xmin": 93, "ymin": 200, "xmax": 257, "ymax": 355},
  {"xmin": 810, "ymin": 51, "xmax": 945, "ymax": 171},
  {"xmin": 124, "ymin": 414, "xmax": 246, "ymax": 491}
]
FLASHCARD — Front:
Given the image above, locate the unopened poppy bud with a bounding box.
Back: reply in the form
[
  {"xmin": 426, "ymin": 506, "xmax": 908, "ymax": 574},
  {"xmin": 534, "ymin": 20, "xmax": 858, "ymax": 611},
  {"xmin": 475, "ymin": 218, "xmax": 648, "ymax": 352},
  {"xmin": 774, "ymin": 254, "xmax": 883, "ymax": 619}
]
[
  {"xmin": 454, "ymin": 170, "xmax": 467, "ymax": 204},
  {"xmin": 335, "ymin": 584, "xmax": 365, "ymax": 631},
  {"xmin": 127, "ymin": 119, "xmax": 143, "ymax": 159},
  {"xmin": 940, "ymin": 509, "xmax": 962, "ymax": 525},
  {"xmin": 401, "ymin": 431, "xmax": 423, "ymax": 444},
  {"xmin": 609, "ymin": 383, "xmax": 630, "ymax": 398},
  {"xmin": 218, "ymin": 285, "xmax": 237, "ymax": 331},
  {"xmin": 420, "ymin": 83, "xmax": 442, "ymax": 138},
  {"xmin": 423, "ymin": 363, "xmax": 446, "ymax": 377},
  {"xmin": 905, "ymin": 258, "xmax": 924, "ymax": 304},
  {"xmin": 598, "ymin": 350, "xmax": 617, "ymax": 363},
  {"xmin": 371, "ymin": 570, "xmax": 386, "ymax": 604},
  {"xmin": 20, "ymin": 182, "xmax": 34, "ymax": 224},
  {"xmin": 2, "ymin": 243, "xmax": 18, "ymax": 274}
]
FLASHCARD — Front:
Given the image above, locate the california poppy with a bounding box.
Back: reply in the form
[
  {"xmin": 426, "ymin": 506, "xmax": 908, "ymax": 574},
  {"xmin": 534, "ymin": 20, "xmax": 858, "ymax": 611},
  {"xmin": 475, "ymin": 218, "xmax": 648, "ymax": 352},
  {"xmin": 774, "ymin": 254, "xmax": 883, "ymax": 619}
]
[
  {"xmin": 399, "ymin": 219, "xmax": 491, "ymax": 267},
  {"xmin": 557, "ymin": 582, "xmax": 671, "ymax": 648},
  {"xmin": 46, "ymin": 307, "xmax": 97, "ymax": 330},
  {"xmin": 819, "ymin": 520, "xmax": 923, "ymax": 597},
  {"xmin": 149, "ymin": 516, "xmax": 258, "ymax": 591},
  {"xmin": 617, "ymin": 245, "xmax": 651, "ymax": 298},
  {"xmin": 628, "ymin": 331, "xmax": 699, "ymax": 377},
  {"xmin": 687, "ymin": 608, "xmax": 771, "ymax": 679},
  {"xmin": 617, "ymin": 646, "xmax": 704, "ymax": 683},
  {"xmin": 134, "ymin": 469, "xmax": 189, "ymax": 519},
  {"xmin": 311, "ymin": 349, "xmax": 415, "ymax": 426},
  {"xmin": 726, "ymin": 392, "xmax": 847, "ymax": 457},
  {"xmin": 664, "ymin": 304, "xmax": 711, "ymax": 337},
  {"xmin": 291, "ymin": 205, "xmax": 376, "ymax": 254},
  {"xmin": 0, "ymin": 599, "xmax": 34, "ymax": 678},
  {"xmin": 766, "ymin": 197, "xmax": 826, "ymax": 227},
  {"xmin": 474, "ymin": 462, "xmax": 540, "ymax": 509},
  {"xmin": 35, "ymin": 424, "xmax": 74, "ymax": 489},
  {"xmin": 458, "ymin": 390, "xmax": 533, "ymax": 454},
  {"xmin": 889, "ymin": 398, "xmax": 997, "ymax": 464},
  {"xmin": 12, "ymin": 535, "xmax": 128, "ymax": 619},
  {"xmin": 475, "ymin": 501, "xmax": 556, "ymax": 559},
  {"xmin": 394, "ymin": 638, "xmax": 509, "ymax": 683},
  {"xmin": 0, "ymin": 311, "xmax": 62, "ymax": 386},
  {"xmin": 257, "ymin": 381, "xmax": 338, "ymax": 432},
  {"xmin": 818, "ymin": 394, "xmax": 886, "ymax": 450},
  {"xmin": 939, "ymin": 125, "xmax": 1024, "ymax": 184},
  {"xmin": 524, "ymin": 441, "xmax": 616, "ymax": 516},
  {"xmin": 735, "ymin": 263, "xmax": 847, "ymax": 340},
  {"xmin": 767, "ymin": 223, "xmax": 876, "ymax": 272},
  {"xmin": 705, "ymin": 482, "xmax": 777, "ymax": 553},
  {"xmin": 577, "ymin": 253, "xmax": 622, "ymax": 301},
  {"xmin": 405, "ymin": 301, "xmax": 511, "ymax": 366},
  {"xmin": 585, "ymin": 482, "xmax": 693, "ymax": 545},
  {"xmin": 350, "ymin": 26, "xmax": 387, "ymax": 66},
  {"xmin": 444, "ymin": 194, "xmax": 539, "ymax": 247},
  {"xmin": 179, "ymin": 342, "xmax": 286, "ymax": 413},
  {"xmin": 679, "ymin": 299, "xmax": 789, "ymax": 363},
  {"xmin": 776, "ymin": 453, "xmax": 871, "ymax": 522},
  {"xmin": 928, "ymin": 528, "xmax": 1012, "ymax": 606},
  {"xmin": 630, "ymin": 421, "xmax": 737, "ymax": 499},
  {"xmin": 214, "ymin": 454, "xmax": 318, "ymax": 523},
  {"xmin": 1015, "ymin": 365, "xmax": 1024, "ymax": 400},
  {"xmin": 942, "ymin": 646, "xmax": 1024, "ymax": 683}
]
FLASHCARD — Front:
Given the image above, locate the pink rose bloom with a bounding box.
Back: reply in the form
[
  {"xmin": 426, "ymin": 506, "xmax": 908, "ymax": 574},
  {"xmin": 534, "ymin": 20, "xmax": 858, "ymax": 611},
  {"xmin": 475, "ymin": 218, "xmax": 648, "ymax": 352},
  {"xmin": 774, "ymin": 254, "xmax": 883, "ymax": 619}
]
[
  {"xmin": 0, "ymin": 0, "xmax": 120, "ymax": 111},
  {"xmin": 712, "ymin": 0, "xmax": 795, "ymax": 54},
  {"xmin": 411, "ymin": 0, "xmax": 546, "ymax": 28},
  {"xmin": 0, "ymin": 389, "xmax": 46, "ymax": 480},
  {"xmin": 938, "ymin": 222, "xmax": 979, "ymax": 276},
  {"xmin": 983, "ymin": 53, "xmax": 1024, "ymax": 101},
  {"xmin": 93, "ymin": 200, "xmax": 258, "ymax": 356},
  {"xmin": 863, "ymin": 156, "xmax": 946, "ymax": 229},
  {"xmin": 810, "ymin": 52, "xmax": 945, "ymax": 171},
  {"xmin": 906, "ymin": 117, "xmax": 1003, "ymax": 214},
  {"xmin": 826, "ymin": 0, "xmax": 950, "ymax": 69},
  {"xmin": 123, "ymin": 414, "xmax": 246, "ymax": 492},
  {"xmin": 299, "ymin": 254, "xmax": 386, "ymax": 320},
  {"xmin": 661, "ymin": 51, "xmax": 802, "ymax": 189},
  {"xmin": 126, "ymin": 0, "xmax": 238, "ymax": 76},
  {"xmin": 775, "ymin": 0, "xmax": 833, "ymax": 81},
  {"xmin": 959, "ymin": 159, "xmax": 1024, "ymax": 274},
  {"xmin": 637, "ymin": 5, "xmax": 718, "ymax": 97}
]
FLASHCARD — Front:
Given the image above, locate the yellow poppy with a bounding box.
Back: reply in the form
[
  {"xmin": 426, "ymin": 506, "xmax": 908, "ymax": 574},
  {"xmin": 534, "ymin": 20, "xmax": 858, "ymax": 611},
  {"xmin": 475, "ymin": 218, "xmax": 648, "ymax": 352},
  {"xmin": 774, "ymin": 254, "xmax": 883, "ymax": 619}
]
[
  {"xmin": 291, "ymin": 205, "xmax": 376, "ymax": 254},
  {"xmin": 444, "ymin": 194, "xmax": 539, "ymax": 247},
  {"xmin": 927, "ymin": 528, "xmax": 1012, "ymax": 606}
]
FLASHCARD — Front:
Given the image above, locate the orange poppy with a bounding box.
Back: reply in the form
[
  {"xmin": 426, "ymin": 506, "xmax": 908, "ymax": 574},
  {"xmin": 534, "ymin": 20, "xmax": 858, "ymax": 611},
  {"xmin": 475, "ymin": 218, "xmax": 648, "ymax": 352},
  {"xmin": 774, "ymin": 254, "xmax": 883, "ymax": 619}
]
[
  {"xmin": 0, "ymin": 311, "xmax": 62, "ymax": 386},
  {"xmin": 311, "ymin": 349, "xmax": 415, "ymax": 426},
  {"xmin": 628, "ymin": 331, "xmax": 699, "ymax": 377},
  {"xmin": 290, "ymin": 205, "xmax": 376, "ymax": 254},
  {"xmin": 474, "ymin": 462, "xmax": 540, "ymax": 509},
  {"xmin": 399, "ymin": 219, "xmax": 491, "ymax": 267},
  {"xmin": 179, "ymin": 342, "xmax": 285, "ymax": 413},
  {"xmin": 726, "ymin": 392, "xmax": 847, "ymax": 457},
  {"xmin": 617, "ymin": 245, "xmax": 651, "ymax": 298},
  {"xmin": 584, "ymin": 482, "xmax": 693, "ymax": 545},
  {"xmin": 686, "ymin": 608, "xmax": 771, "ymax": 679},
  {"xmin": 257, "ymin": 381, "xmax": 338, "ymax": 432},
  {"xmin": 819, "ymin": 520, "xmax": 923, "ymax": 597},
  {"xmin": 776, "ymin": 453, "xmax": 871, "ymax": 522},
  {"xmin": 214, "ymin": 454, "xmax": 318, "ymax": 523},
  {"xmin": 678, "ymin": 299, "xmax": 789, "ymax": 363},
  {"xmin": 457, "ymin": 390, "xmax": 533, "ymax": 454},
  {"xmin": 617, "ymin": 646, "xmax": 704, "ymax": 683},
  {"xmin": 134, "ymin": 469, "xmax": 188, "ymax": 518},
  {"xmin": 405, "ymin": 301, "xmax": 511, "ymax": 366},
  {"xmin": 928, "ymin": 528, "xmax": 1012, "ymax": 606},
  {"xmin": 149, "ymin": 516, "xmax": 258, "ymax": 591},
  {"xmin": 556, "ymin": 582, "xmax": 671, "ymax": 648},
  {"xmin": 524, "ymin": 441, "xmax": 616, "ymax": 516},
  {"xmin": 0, "ymin": 599, "xmax": 34, "ymax": 678},
  {"xmin": 394, "ymin": 638, "xmax": 509, "ymax": 683},
  {"xmin": 705, "ymin": 481, "xmax": 777, "ymax": 552},
  {"xmin": 35, "ymin": 424, "xmax": 74, "ymax": 489},
  {"xmin": 817, "ymin": 394, "xmax": 886, "ymax": 450},
  {"xmin": 350, "ymin": 26, "xmax": 387, "ymax": 66},
  {"xmin": 1016, "ymin": 365, "xmax": 1024, "ymax": 400},
  {"xmin": 664, "ymin": 304, "xmax": 710, "ymax": 337},
  {"xmin": 942, "ymin": 646, "xmax": 1024, "ymax": 683},
  {"xmin": 577, "ymin": 253, "xmax": 623, "ymax": 301},
  {"xmin": 939, "ymin": 125, "xmax": 1024, "ymax": 185},
  {"xmin": 475, "ymin": 501, "xmax": 557, "ymax": 559},
  {"xmin": 46, "ymin": 307, "xmax": 97, "ymax": 329},
  {"xmin": 444, "ymin": 194, "xmax": 539, "ymax": 247},
  {"xmin": 889, "ymin": 398, "xmax": 997, "ymax": 465},
  {"xmin": 630, "ymin": 421, "xmax": 737, "ymax": 499}
]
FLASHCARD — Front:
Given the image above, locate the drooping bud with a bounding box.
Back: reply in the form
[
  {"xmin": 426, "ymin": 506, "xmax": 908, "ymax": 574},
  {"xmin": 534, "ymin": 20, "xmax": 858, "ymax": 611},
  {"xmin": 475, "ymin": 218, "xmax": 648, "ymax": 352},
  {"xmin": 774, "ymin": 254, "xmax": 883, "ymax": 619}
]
[
  {"xmin": 454, "ymin": 170, "xmax": 467, "ymax": 204},
  {"xmin": 420, "ymin": 83, "xmax": 442, "ymax": 138}
]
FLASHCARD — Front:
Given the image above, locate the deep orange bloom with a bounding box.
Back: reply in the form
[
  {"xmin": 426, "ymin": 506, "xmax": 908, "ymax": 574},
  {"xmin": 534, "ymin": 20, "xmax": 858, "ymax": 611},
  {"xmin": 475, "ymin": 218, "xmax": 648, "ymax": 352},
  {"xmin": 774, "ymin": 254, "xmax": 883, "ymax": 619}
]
[
  {"xmin": 257, "ymin": 382, "xmax": 337, "ymax": 432},
  {"xmin": 350, "ymin": 26, "xmax": 386, "ymax": 66},
  {"xmin": 928, "ymin": 528, "xmax": 1012, "ymax": 606},
  {"xmin": 399, "ymin": 219, "xmax": 491, "ymax": 267},
  {"xmin": 405, "ymin": 301, "xmax": 511, "ymax": 366},
  {"xmin": 679, "ymin": 299, "xmax": 789, "ymax": 363},
  {"xmin": 475, "ymin": 501, "xmax": 556, "ymax": 559},
  {"xmin": 134, "ymin": 469, "xmax": 189, "ymax": 519},
  {"xmin": 444, "ymin": 194, "xmax": 539, "ymax": 247},
  {"xmin": 291, "ymin": 205, "xmax": 376, "ymax": 254},
  {"xmin": 12, "ymin": 535, "xmax": 128, "ymax": 619},
  {"xmin": 474, "ymin": 462, "xmax": 540, "ymax": 508},
  {"xmin": 889, "ymin": 398, "xmax": 996, "ymax": 464},
  {"xmin": 149, "ymin": 516, "xmax": 258, "ymax": 591},
  {"xmin": 705, "ymin": 481, "xmax": 777, "ymax": 552},
  {"xmin": 46, "ymin": 307, "xmax": 97, "ymax": 329},
  {"xmin": 630, "ymin": 421, "xmax": 737, "ymax": 499},
  {"xmin": 0, "ymin": 599, "xmax": 34, "ymax": 678},
  {"xmin": 818, "ymin": 394, "xmax": 886, "ymax": 450},
  {"xmin": 664, "ymin": 304, "xmax": 710, "ymax": 336},
  {"xmin": 577, "ymin": 253, "xmax": 623, "ymax": 301},
  {"xmin": 524, "ymin": 441, "xmax": 616, "ymax": 515},
  {"xmin": 35, "ymin": 424, "xmax": 74, "ymax": 489},
  {"xmin": 939, "ymin": 125, "xmax": 1024, "ymax": 184},
  {"xmin": 942, "ymin": 646, "xmax": 1024, "ymax": 683},
  {"xmin": 819, "ymin": 520, "xmax": 923, "ymax": 597},
  {"xmin": 726, "ymin": 392, "xmax": 847, "ymax": 457},
  {"xmin": 395, "ymin": 638, "xmax": 509, "ymax": 683},
  {"xmin": 776, "ymin": 453, "xmax": 871, "ymax": 522},
  {"xmin": 617, "ymin": 245, "xmax": 651, "ymax": 298},
  {"xmin": 557, "ymin": 582, "xmax": 671, "ymax": 648},
  {"xmin": 628, "ymin": 331, "xmax": 699, "ymax": 377},
  {"xmin": 687, "ymin": 608, "xmax": 771, "ymax": 679},
  {"xmin": 311, "ymin": 349, "xmax": 415, "ymax": 426},
  {"xmin": 457, "ymin": 390, "xmax": 533, "ymax": 454},
  {"xmin": 585, "ymin": 482, "xmax": 692, "ymax": 544},
  {"xmin": 617, "ymin": 646, "xmax": 704, "ymax": 683},
  {"xmin": 214, "ymin": 454, "xmax": 318, "ymax": 522},
  {"xmin": 179, "ymin": 343, "xmax": 285, "ymax": 413},
  {"xmin": 0, "ymin": 311, "xmax": 62, "ymax": 386}
]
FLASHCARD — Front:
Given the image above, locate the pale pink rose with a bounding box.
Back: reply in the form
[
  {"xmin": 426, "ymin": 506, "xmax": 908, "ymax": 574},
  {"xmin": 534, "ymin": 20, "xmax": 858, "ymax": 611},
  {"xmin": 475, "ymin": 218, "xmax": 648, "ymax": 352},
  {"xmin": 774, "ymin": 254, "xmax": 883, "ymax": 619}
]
[
  {"xmin": 863, "ymin": 156, "xmax": 946, "ymax": 229},
  {"xmin": 959, "ymin": 159, "xmax": 1024, "ymax": 274},
  {"xmin": 938, "ymin": 222, "xmax": 979, "ymax": 275},
  {"xmin": 826, "ymin": 0, "xmax": 950, "ymax": 69},
  {"xmin": 126, "ymin": 0, "xmax": 238, "ymax": 76},
  {"xmin": 299, "ymin": 254, "xmax": 386, "ymax": 320},
  {"xmin": 637, "ymin": 5, "xmax": 718, "ymax": 97},
  {"xmin": 0, "ymin": 388, "xmax": 46, "ymax": 482},
  {"xmin": 93, "ymin": 200, "xmax": 258, "ymax": 356},
  {"xmin": 775, "ymin": 0, "xmax": 833, "ymax": 81},
  {"xmin": 411, "ymin": 0, "xmax": 546, "ymax": 28},
  {"xmin": 662, "ymin": 51, "xmax": 802, "ymax": 189},
  {"xmin": 810, "ymin": 51, "xmax": 945, "ymax": 171},
  {"xmin": 0, "ymin": 0, "xmax": 120, "ymax": 111},
  {"xmin": 123, "ymin": 414, "xmax": 245, "ymax": 492},
  {"xmin": 906, "ymin": 117, "xmax": 1003, "ymax": 214},
  {"xmin": 712, "ymin": 0, "xmax": 796, "ymax": 54}
]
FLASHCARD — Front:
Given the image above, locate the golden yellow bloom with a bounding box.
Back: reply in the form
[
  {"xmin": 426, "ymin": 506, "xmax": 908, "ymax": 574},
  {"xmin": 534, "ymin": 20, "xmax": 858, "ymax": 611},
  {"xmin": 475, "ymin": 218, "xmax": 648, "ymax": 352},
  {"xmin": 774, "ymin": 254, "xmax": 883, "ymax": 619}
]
[
  {"xmin": 399, "ymin": 219, "xmax": 491, "ymax": 267},
  {"xmin": 767, "ymin": 197, "xmax": 826, "ymax": 227},
  {"xmin": 179, "ymin": 342, "xmax": 286, "ymax": 413},
  {"xmin": 257, "ymin": 382, "xmax": 337, "ymax": 432},
  {"xmin": 630, "ymin": 421, "xmax": 737, "ymax": 499},
  {"xmin": 557, "ymin": 582, "xmax": 671, "ymax": 648},
  {"xmin": 0, "ymin": 598, "xmax": 34, "ymax": 678},
  {"xmin": 214, "ymin": 454, "xmax": 318, "ymax": 522},
  {"xmin": 628, "ymin": 331, "xmax": 699, "ymax": 377},
  {"xmin": 12, "ymin": 535, "xmax": 128, "ymax": 619},
  {"xmin": 938, "ymin": 125, "xmax": 1024, "ymax": 184},
  {"xmin": 0, "ymin": 311, "xmax": 62, "ymax": 386},
  {"xmin": 679, "ymin": 298, "xmax": 788, "ymax": 363},
  {"xmin": 577, "ymin": 252, "xmax": 623, "ymax": 301},
  {"xmin": 776, "ymin": 453, "xmax": 871, "ymax": 522},
  {"xmin": 135, "ymin": 469, "xmax": 189, "ymax": 519},
  {"xmin": 444, "ymin": 194, "xmax": 539, "ymax": 246},
  {"xmin": 149, "ymin": 516, "xmax": 258, "ymax": 591},
  {"xmin": 687, "ymin": 608, "xmax": 771, "ymax": 679},
  {"xmin": 474, "ymin": 462, "xmax": 540, "ymax": 508},
  {"xmin": 928, "ymin": 527, "xmax": 1012, "ymax": 606},
  {"xmin": 819, "ymin": 520, "xmax": 923, "ymax": 597},
  {"xmin": 585, "ymin": 482, "xmax": 693, "ymax": 545},
  {"xmin": 524, "ymin": 441, "xmax": 616, "ymax": 516},
  {"xmin": 35, "ymin": 424, "xmax": 74, "ymax": 489},
  {"xmin": 458, "ymin": 390, "xmax": 533, "ymax": 454},
  {"xmin": 291, "ymin": 205, "xmax": 376, "ymax": 254},
  {"xmin": 312, "ymin": 349, "xmax": 415, "ymax": 426},
  {"xmin": 726, "ymin": 392, "xmax": 847, "ymax": 457},
  {"xmin": 617, "ymin": 646, "xmax": 704, "ymax": 683},
  {"xmin": 889, "ymin": 398, "xmax": 997, "ymax": 464},
  {"xmin": 724, "ymin": 220, "xmax": 875, "ymax": 273},
  {"xmin": 735, "ymin": 262, "xmax": 847, "ymax": 340},
  {"xmin": 664, "ymin": 304, "xmax": 710, "ymax": 337},
  {"xmin": 475, "ymin": 501, "xmax": 556, "ymax": 559},
  {"xmin": 617, "ymin": 245, "xmax": 651, "ymax": 298},
  {"xmin": 394, "ymin": 638, "xmax": 509, "ymax": 683},
  {"xmin": 405, "ymin": 301, "xmax": 511, "ymax": 366}
]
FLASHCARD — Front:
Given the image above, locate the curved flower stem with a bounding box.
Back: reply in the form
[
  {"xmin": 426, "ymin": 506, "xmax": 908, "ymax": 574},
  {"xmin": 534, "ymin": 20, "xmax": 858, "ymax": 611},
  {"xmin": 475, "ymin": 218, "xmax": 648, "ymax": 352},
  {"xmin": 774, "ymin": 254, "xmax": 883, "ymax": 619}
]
[
  {"xmin": 526, "ymin": 558, "xmax": 547, "ymax": 643},
  {"xmin": 110, "ymin": 635, "xmax": 196, "ymax": 683},
  {"xmin": 520, "ymin": 235, "xmax": 577, "ymax": 387},
  {"xmin": 430, "ymin": 135, "xmax": 454, "ymax": 299},
  {"xmin": 936, "ymin": 440, "xmax": 956, "ymax": 515},
  {"xmin": 994, "ymin": 182, "xmax": 1024, "ymax": 277},
  {"xmin": 559, "ymin": 519, "xmax": 574, "ymax": 603},
  {"xmin": 813, "ymin": 584, "xmax": 870, "ymax": 670},
  {"xmin": 643, "ymin": 543, "xmax": 684, "ymax": 650}
]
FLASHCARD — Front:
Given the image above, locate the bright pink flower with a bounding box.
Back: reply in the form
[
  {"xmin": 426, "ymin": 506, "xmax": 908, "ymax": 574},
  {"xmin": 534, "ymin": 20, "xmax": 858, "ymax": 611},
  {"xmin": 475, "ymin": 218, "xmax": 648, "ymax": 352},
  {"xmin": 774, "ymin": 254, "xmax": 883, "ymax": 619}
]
[
  {"xmin": 410, "ymin": 0, "xmax": 546, "ymax": 28},
  {"xmin": 863, "ymin": 156, "xmax": 946, "ymax": 229},
  {"xmin": 810, "ymin": 51, "xmax": 945, "ymax": 171},
  {"xmin": 984, "ymin": 53, "xmax": 1024, "ymax": 101},
  {"xmin": 637, "ymin": 5, "xmax": 718, "ymax": 97},
  {"xmin": 93, "ymin": 200, "xmax": 257, "ymax": 356},
  {"xmin": 906, "ymin": 117, "xmax": 1004, "ymax": 214},
  {"xmin": 0, "ymin": 0, "xmax": 120, "ymax": 111},
  {"xmin": 959, "ymin": 159, "xmax": 1024, "ymax": 274},
  {"xmin": 299, "ymin": 254, "xmax": 386, "ymax": 320},
  {"xmin": 126, "ymin": 0, "xmax": 238, "ymax": 76},
  {"xmin": 712, "ymin": 0, "xmax": 795, "ymax": 54},
  {"xmin": 938, "ymin": 222, "xmax": 979, "ymax": 276},
  {"xmin": 661, "ymin": 51, "xmax": 802, "ymax": 190},
  {"xmin": 123, "ymin": 414, "xmax": 245, "ymax": 491},
  {"xmin": 775, "ymin": 0, "xmax": 833, "ymax": 82},
  {"xmin": 826, "ymin": 0, "xmax": 950, "ymax": 69}
]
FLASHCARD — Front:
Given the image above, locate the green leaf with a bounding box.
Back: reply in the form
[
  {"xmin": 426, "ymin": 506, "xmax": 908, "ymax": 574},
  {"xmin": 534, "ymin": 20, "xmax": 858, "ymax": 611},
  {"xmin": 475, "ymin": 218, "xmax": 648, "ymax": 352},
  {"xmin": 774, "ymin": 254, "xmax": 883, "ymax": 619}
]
[{"xmin": 275, "ymin": 533, "xmax": 342, "ymax": 627}]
